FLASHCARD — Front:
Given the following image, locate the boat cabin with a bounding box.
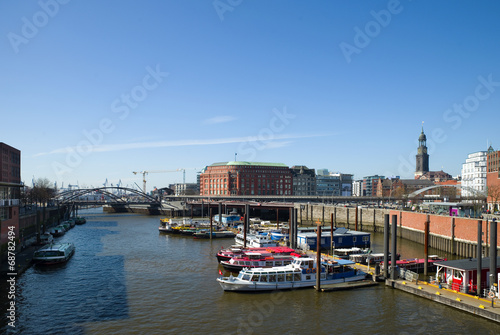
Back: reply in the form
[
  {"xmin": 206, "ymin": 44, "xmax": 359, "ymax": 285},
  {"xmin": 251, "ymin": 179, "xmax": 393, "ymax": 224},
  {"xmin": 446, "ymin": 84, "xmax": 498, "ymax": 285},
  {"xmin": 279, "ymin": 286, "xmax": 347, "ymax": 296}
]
[
  {"xmin": 297, "ymin": 228, "xmax": 370, "ymax": 250},
  {"xmin": 435, "ymin": 257, "xmax": 500, "ymax": 296}
]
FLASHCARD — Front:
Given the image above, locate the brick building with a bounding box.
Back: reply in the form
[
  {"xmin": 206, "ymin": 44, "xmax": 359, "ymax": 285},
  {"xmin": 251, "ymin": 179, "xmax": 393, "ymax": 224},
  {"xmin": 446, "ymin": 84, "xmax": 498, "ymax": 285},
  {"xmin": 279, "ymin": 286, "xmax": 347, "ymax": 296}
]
[
  {"xmin": 199, "ymin": 161, "xmax": 293, "ymax": 196},
  {"xmin": 0, "ymin": 142, "xmax": 21, "ymax": 247},
  {"xmin": 487, "ymin": 146, "xmax": 500, "ymax": 211}
]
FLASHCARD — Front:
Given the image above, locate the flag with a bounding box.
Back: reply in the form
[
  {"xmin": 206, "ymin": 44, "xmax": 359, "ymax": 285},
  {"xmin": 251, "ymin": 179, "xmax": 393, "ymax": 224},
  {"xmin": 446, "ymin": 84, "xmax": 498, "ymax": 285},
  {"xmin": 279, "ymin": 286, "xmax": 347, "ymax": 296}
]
[{"xmin": 218, "ymin": 269, "xmax": 223, "ymax": 275}]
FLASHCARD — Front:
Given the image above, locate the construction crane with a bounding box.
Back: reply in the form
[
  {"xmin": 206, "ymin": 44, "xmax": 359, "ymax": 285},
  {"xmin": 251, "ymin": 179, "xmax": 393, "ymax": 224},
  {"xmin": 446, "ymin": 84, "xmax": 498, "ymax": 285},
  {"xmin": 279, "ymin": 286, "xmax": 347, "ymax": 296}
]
[
  {"xmin": 132, "ymin": 170, "xmax": 181, "ymax": 193},
  {"xmin": 132, "ymin": 169, "xmax": 198, "ymax": 193}
]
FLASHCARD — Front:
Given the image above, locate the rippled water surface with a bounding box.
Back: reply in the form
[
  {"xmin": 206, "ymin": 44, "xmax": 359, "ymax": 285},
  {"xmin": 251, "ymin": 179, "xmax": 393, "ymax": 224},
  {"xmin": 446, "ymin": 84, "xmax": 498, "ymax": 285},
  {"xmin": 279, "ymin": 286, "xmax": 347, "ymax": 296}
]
[{"xmin": 2, "ymin": 208, "xmax": 499, "ymax": 334}]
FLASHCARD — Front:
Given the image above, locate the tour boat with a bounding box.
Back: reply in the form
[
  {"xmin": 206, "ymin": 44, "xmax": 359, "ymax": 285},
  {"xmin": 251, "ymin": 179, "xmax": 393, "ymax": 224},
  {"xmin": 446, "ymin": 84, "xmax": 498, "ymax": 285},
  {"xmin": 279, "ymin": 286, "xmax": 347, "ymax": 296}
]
[
  {"xmin": 193, "ymin": 230, "xmax": 236, "ymax": 239},
  {"xmin": 220, "ymin": 252, "xmax": 299, "ymax": 272},
  {"xmin": 216, "ymin": 246, "xmax": 296, "ymax": 263},
  {"xmin": 217, "ymin": 257, "xmax": 367, "ymax": 291},
  {"xmin": 234, "ymin": 233, "xmax": 278, "ymax": 248},
  {"xmin": 33, "ymin": 243, "xmax": 76, "ymax": 265}
]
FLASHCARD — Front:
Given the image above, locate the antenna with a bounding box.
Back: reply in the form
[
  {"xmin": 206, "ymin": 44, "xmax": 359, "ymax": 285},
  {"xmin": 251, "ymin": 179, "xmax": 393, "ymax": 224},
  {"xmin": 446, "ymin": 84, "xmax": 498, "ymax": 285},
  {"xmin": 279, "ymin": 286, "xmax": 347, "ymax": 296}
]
[{"xmin": 234, "ymin": 152, "xmax": 237, "ymax": 161}]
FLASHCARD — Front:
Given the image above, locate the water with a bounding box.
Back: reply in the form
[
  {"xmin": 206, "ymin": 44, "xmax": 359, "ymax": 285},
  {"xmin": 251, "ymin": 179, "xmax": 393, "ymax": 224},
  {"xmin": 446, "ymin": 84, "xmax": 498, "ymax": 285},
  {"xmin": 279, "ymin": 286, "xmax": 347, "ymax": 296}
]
[{"xmin": 2, "ymin": 208, "xmax": 499, "ymax": 334}]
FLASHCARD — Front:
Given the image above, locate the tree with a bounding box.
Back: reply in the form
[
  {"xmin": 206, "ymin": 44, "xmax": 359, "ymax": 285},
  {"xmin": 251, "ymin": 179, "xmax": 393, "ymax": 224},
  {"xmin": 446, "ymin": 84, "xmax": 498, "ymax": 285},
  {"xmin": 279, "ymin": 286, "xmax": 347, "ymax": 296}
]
[
  {"xmin": 31, "ymin": 178, "xmax": 55, "ymax": 206},
  {"xmin": 487, "ymin": 185, "xmax": 500, "ymax": 212}
]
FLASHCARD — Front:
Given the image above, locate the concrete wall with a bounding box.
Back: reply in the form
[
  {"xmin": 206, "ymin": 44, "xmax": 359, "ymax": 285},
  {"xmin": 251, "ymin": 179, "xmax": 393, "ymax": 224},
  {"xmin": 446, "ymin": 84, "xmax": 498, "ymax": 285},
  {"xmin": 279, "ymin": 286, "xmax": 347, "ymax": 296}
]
[{"xmin": 293, "ymin": 203, "xmax": 499, "ymax": 257}]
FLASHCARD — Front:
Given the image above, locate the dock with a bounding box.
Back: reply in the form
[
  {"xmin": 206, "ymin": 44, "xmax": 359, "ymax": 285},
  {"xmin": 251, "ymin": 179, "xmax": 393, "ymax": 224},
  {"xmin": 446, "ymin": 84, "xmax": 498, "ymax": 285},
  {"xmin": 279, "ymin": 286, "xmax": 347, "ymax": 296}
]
[
  {"xmin": 316, "ymin": 279, "xmax": 379, "ymax": 292},
  {"xmin": 386, "ymin": 278, "xmax": 500, "ymax": 323}
]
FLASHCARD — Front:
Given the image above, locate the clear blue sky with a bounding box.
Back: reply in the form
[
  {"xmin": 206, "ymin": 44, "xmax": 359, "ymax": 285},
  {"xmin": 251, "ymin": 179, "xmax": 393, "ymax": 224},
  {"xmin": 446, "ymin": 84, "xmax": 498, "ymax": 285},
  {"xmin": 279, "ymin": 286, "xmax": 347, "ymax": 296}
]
[{"xmin": 1, "ymin": 0, "xmax": 499, "ymax": 192}]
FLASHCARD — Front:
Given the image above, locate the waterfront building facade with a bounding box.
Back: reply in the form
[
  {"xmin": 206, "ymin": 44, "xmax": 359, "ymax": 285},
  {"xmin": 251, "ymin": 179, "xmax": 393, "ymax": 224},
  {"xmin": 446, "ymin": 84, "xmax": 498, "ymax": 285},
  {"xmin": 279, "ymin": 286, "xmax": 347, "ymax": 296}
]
[
  {"xmin": 487, "ymin": 146, "xmax": 500, "ymax": 212},
  {"xmin": 0, "ymin": 142, "xmax": 21, "ymax": 247},
  {"xmin": 352, "ymin": 180, "xmax": 363, "ymax": 197},
  {"xmin": 315, "ymin": 171, "xmax": 353, "ymax": 196},
  {"xmin": 362, "ymin": 175, "xmax": 384, "ymax": 196},
  {"xmin": 461, "ymin": 151, "xmax": 487, "ymax": 198},
  {"xmin": 199, "ymin": 161, "xmax": 293, "ymax": 196},
  {"xmin": 290, "ymin": 166, "xmax": 316, "ymax": 196}
]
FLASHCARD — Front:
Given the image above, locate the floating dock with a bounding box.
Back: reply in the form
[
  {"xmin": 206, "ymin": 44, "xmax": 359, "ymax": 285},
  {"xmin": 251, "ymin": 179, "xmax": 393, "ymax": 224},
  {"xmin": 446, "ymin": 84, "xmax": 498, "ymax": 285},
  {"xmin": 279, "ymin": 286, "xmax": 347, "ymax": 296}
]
[{"xmin": 316, "ymin": 279, "xmax": 379, "ymax": 292}]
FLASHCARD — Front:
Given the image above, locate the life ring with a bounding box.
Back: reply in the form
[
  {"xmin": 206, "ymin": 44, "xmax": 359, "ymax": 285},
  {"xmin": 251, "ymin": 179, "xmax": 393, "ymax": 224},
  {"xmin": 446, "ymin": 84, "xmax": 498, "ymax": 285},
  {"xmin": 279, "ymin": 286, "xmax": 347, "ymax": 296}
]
[
  {"xmin": 306, "ymin": 268, "xmax": 311, "ymax": 274},
  {"xmin": 488, "ymin": 290, "xmax": 496, "ymax": 299}
]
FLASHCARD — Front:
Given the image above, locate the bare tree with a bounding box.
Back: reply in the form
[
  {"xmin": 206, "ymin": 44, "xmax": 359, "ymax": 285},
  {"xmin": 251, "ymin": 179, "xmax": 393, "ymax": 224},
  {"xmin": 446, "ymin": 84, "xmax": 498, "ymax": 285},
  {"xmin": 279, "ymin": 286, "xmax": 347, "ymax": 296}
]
[
  {"xmin": 31, "ymin": 178, "xmax": 55, "ymax": 206},
  {"xmin": 488, "ymin": 185, "xmax": 500, "ymax": 212}
]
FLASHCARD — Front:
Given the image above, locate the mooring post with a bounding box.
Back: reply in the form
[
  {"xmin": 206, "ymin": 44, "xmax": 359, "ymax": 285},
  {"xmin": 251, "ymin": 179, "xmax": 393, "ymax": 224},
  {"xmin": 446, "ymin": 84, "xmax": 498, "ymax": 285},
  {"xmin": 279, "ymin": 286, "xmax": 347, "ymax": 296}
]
[
  {"xmin": 334, "ymin": 207, "xmax": 337, "ymax": 227},
  {"xmin": 451, "ymin": 217, "xmax": 455, "ymax": 255},
  {"xmin": 330, "ymin": 212, "xmax": 334, "ymax": 255},
  {"xmin": 391, "ymin": 214, "xmax": 398, "ymax": 280},
  {"xmin": 424, "ymin": 214, "xmax": 430, "ymax": 277},
  {"xmin": 244, "ymin": 204, "xmax": 249, "ymax": 248},
  {"xmin": 316, "ymin": 222, "xmax": 321, "ymax": 291},
  {"xmin": 276, "ymin": 208, "xmax": 280, "ymax": 230},
  {"xmin": 218, "ymin": 202, "xmax": 222, "ymax": 228},
  {"xmin": 384, "ymin": 214, "xmax": 389, "ymax": 278},
  {"xmin": 490, "ymin": 218, "xmax": 497, "ymax": 305},
  {"xmin": 210, "ymin": 208, "xmax": 213, "ymax": 241},
  {"xmin": 293, "ymin": 208, "xmax": 298, "ymax": 249},
  {"xmin": 355, "ymin": 205, "xmax": 358, "ymax": 231},
  {"xmin": 359, "ymin": 207, "xmax": 363, "ymax": 231},
  {"xmin": 346, "ymin": 208, "xmax": 349, "ymax": 229},
  {"xmin": 477, "ymin": 220, "xmax": 483, "ymax": 296}
]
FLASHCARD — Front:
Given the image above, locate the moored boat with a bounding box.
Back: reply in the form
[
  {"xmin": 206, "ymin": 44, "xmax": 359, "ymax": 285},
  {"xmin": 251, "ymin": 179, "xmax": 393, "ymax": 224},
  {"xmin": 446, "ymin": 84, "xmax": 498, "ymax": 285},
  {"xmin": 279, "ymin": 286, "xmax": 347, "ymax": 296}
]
[
  {"xmin": 381, "ymin": 255, "xmax": 446, "ymax": 273},
  {"xmin": 217, "ymin": 257, "xmax": 367, "ymax": 292},
  {"xmin": 216, "ymin": 246, "xmax": 296, "ymax": 263},
  {"xmin": 74, "ymin": 217, "xmax": 86, "ymax": 225},
  {"xmin": 33, "ymin": 243, "xmax": 75, "ymax": 265},
  {"xmin": 193, "ymin": 230, "xmax": 236, "ymax": 239},
  {"xmin": 221, "ymin": 253, "xmax": 299, "ymax": 272},
  {"xmin": 234, "ymin": 233, "xmax": 277, "ymax": 248},
  {"xmin": 39, "ymin": 232, "xmax": 54, "ymax": 245}
]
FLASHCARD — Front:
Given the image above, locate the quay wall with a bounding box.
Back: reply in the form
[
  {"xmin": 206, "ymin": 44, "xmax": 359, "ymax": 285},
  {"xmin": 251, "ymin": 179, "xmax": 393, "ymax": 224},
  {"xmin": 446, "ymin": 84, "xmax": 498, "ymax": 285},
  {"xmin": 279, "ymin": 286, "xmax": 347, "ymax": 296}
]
[{"xmin": 295, "ymin": 204, "xmax": 499, "ymax": 257}]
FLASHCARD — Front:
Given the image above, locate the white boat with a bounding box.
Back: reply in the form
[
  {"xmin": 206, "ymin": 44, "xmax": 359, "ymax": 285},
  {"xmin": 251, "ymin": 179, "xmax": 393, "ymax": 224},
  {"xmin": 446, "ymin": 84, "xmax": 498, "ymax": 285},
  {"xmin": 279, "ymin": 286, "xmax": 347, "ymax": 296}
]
[
  {"xmin": 234, "ymin": 233, "xmax": 277, "ymax": 248},
  {"xmin": 217, "ymin": 257, "xmax": 367, "ymax": 291},
  {"xmin": 33, "ymin": 243, "xmax": 75, "ymax": 265}
]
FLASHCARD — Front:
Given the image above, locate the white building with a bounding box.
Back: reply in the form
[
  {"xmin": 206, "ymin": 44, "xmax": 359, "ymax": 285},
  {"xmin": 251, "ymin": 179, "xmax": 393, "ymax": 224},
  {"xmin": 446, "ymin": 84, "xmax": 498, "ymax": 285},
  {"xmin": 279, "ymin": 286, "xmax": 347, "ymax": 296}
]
[
  {"xmin": 352, "ymin": 180, "xmax": 363, "ymax": 197},
  {"xmin": 461, "ymin": 151, "xmax": 487, "ymax": 198}
]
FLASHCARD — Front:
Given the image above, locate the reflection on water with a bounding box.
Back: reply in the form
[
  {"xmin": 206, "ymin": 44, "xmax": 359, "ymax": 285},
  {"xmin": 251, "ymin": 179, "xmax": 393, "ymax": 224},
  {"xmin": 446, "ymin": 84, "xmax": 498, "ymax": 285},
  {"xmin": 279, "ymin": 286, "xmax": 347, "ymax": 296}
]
[{"xmin": 1, "ymin": 208, "xmax": 498, "ymax": 335}]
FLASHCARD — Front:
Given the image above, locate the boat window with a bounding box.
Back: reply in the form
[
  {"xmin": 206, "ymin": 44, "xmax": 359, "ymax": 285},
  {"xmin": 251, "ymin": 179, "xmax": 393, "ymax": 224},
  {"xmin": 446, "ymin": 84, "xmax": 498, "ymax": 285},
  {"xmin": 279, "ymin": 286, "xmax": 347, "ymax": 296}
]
[
  {"xmin": 242, "ymin": 274, "xmax": 251, "ymax": 281},
  {"xmin": 260, "ymin": 275, "xmax": 268, "ymax": 282},
  {"xmin": 251, "ymin": 275, "xmax": 259, "ymax": 282},
  {"xmin": 284, "ymin": 260, "xmax": 291, "ymax": 265},
  {"xmin": 266, "ymin": 261, "xmax": 273, "ymax": 266},
  {"xmin": 286, "ymin": 273, "xmax": 293, "ymax": 281},
  {"xmin": 245, "ymin": 261, "xmax": 251, "ymax": 266},
  {"xmin": 294, "ymin": 272, "xmax": 301, "ymax": 281},
  {"xmin": 269, "ymin": 274, "xmax": 276, "ymax": 282},
  {"xmin": 277, "ymin": 273, "xmax": 285, "ymax": 282},
  {"xmin": 275, "ymin": 261, "xmax": 282, "ymax": 266},
  {"xmin": 305, "ymin": 275, "xmax": 311, "ymax": 280}
]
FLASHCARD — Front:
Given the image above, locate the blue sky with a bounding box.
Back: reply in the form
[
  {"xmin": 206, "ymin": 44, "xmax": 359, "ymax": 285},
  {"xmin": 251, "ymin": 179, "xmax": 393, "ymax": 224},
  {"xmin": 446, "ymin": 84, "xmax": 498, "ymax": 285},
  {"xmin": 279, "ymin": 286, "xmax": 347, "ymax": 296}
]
[{"xmin": 1, "ymin": 0, "xmax": 499, "ymax": 192}]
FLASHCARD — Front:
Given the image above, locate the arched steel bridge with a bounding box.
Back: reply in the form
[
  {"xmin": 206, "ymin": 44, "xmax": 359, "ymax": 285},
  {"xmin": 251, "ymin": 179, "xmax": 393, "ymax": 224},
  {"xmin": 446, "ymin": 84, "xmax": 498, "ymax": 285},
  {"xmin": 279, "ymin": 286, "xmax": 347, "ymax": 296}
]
[
  {"xmin": 408, "ymin": 184, "xmax": 487, "ymax": 198},
  {"xmin": 56, "ymin": 187, "xmax": 161, "ymax": 205}
]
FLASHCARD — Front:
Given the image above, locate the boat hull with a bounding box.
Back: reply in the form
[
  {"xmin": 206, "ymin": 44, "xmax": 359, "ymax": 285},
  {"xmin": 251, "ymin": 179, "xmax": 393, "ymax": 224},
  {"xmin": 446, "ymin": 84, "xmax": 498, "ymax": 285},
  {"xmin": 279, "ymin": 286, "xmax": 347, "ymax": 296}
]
[{"xmin": 217, "ymin": 274, "xmax": 367, "ymax": 292}]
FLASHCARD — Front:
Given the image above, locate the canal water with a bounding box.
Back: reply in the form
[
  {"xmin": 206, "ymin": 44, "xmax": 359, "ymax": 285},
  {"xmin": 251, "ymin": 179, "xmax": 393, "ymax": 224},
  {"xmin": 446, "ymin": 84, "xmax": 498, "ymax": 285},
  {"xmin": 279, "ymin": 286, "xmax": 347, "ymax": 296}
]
[{"xmin": 2, "ymin": 208, "xmax": 499, "ymax": 334}]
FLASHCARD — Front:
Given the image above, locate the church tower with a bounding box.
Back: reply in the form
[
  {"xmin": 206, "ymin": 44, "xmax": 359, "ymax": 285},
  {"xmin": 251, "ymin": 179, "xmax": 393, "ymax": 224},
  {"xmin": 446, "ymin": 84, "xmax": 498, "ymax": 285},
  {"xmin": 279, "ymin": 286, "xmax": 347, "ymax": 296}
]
[{"xmin": 415, "ymin": 126, "xmax": 429, "ymax": 178}]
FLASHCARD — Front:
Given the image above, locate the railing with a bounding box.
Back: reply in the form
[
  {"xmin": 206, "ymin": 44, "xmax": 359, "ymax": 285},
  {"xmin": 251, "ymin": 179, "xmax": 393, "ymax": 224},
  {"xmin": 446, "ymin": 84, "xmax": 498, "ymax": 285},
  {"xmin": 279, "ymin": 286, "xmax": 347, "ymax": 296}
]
[{"xmin": 398, "ymin": 267, "xmax": 419, "ymax": 282}]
